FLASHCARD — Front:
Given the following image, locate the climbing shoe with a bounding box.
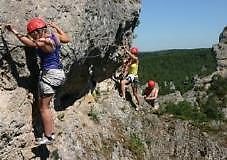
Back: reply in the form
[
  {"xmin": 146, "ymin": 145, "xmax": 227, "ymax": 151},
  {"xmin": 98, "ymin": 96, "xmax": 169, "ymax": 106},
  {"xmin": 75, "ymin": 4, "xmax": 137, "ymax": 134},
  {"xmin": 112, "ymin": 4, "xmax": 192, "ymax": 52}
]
[{"xmin": 35, "ymin": 134, "xmax": 55, "ymax": 145}]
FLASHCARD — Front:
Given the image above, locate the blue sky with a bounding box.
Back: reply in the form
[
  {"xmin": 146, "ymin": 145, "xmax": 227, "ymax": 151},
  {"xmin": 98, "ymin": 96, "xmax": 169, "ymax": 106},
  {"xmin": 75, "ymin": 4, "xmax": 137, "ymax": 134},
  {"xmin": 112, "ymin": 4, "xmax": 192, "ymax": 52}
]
[{"xmin": 134, "ymin": 0, "xmax": 227, "ymax": 51}]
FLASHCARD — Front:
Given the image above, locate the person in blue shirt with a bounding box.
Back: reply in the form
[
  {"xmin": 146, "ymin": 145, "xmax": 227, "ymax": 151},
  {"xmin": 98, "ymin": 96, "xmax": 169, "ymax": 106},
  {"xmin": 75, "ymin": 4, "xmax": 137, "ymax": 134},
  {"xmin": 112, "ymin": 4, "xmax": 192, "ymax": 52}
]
[{"xmin": 6, "ymin": 18, "xmax": 70, "ymax": 145}]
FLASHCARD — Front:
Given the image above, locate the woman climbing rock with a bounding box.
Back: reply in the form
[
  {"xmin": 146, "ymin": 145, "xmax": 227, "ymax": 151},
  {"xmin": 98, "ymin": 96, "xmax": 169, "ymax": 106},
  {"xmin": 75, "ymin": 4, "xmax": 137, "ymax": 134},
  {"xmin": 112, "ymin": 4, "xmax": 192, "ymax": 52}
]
[
  {"xmin": 6, "ymin": 18, "xmax": 70, "ymax": 145},
  {"xmin": 120, "ymin": 47, "xmax": 140, "ymax": 110}
]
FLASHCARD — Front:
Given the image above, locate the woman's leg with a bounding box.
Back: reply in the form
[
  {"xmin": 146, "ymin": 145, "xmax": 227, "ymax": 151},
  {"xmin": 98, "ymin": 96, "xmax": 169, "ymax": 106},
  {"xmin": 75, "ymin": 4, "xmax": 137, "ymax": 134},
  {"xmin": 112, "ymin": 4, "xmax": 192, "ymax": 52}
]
[
  {"xmin": 39, "ymin": 94, "xmax": 54, "ymax": 136},
  {"xmin": 120, "ymin": 79, "xmax": 129, "ymax": 99},
  {"xmin": 132, "ymin": 85, "xmax": 140, "ymax": 106}
]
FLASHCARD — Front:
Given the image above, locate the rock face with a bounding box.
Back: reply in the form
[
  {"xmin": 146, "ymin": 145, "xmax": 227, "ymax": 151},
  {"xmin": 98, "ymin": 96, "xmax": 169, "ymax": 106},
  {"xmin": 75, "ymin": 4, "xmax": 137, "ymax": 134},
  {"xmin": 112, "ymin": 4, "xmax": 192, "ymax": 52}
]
[
  {"xmin": 213, "ymin": 26, "xmax": 227, "ymax": 77},
  {"xmin": 0, "ymin": 80, "xmax": 226, "ymax": 160},
  {"xmin": 0, "ymin": 1, "xmax": 226, "ymax": 160},
  {"xmin": 0, "ymin": 0, "xmax": 141, "ymax": 100}
]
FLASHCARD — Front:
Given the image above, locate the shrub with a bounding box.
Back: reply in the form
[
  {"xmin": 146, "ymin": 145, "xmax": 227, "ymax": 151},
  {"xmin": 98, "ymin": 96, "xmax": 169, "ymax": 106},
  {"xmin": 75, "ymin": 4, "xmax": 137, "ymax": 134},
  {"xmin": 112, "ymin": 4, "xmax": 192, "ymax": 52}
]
[
  {"xmin": 88, "ymin": 109, "xmax": 99, "ymax": 123},
  {"xmin": 124, "ymin": 134, "xmax": 144, "ymax": 158},
  {"xmin": 201, "ymin": 100, "xmax": 224, "ymax": 120},
  {"xmin": 208, "ymin": 75, "xmax": 227, "ymax": 97},
  {"xmin": 166, "ymin": 101, "xmax": 207, "ymax": 122},
  {"xmin": 199, "ymin": 75, "xmax": 226, "ymax": 120}
]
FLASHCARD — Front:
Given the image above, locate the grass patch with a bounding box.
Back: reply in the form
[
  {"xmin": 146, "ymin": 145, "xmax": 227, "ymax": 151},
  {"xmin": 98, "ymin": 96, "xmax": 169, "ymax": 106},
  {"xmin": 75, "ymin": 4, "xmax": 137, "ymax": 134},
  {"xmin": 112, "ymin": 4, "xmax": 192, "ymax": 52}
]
[
  {"xmin": 88, "ymin": 109, "xmax": 99, "ymax": 123},
  {"xmin": 124, "ymin": 134, "xmax": 144, "ymax": 159}
]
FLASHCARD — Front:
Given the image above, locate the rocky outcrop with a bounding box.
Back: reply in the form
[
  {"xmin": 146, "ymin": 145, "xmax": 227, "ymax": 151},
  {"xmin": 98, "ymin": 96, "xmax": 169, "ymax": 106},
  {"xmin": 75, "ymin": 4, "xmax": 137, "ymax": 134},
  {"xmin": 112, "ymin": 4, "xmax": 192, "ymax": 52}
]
[
  {"xmin": 0, "ymin": 80, "xmax": 226, "ymax": 160},
  {"xmin": 0, "ymin": 0, "xmax": 141, "ymax": 101},
  {"xmin": 159, "ymin": 91, "xmax": 184, "ymax": 106},
  {"xmin": 0, "ymin": 1, "xmax": 226, "ymax": 159},
  {"xmin": 213, "ymin": 26, "xmax": 227, "ymax": 77}
]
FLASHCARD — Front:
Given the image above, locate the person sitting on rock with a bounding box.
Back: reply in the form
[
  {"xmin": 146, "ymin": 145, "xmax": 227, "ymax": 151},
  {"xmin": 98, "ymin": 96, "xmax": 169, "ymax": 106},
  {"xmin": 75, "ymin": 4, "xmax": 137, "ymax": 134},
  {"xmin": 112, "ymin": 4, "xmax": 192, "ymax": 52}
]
[
  {"xmin": 143, "ymin": 80, "xmax": 159, "ymax": 110},
  {"xmin": 6, "ymin": 18, "xmax": 70, "ymax": 145},
  {"xmin": 120, "ymin": 46, "xmax": 140, "ymax": 110}
]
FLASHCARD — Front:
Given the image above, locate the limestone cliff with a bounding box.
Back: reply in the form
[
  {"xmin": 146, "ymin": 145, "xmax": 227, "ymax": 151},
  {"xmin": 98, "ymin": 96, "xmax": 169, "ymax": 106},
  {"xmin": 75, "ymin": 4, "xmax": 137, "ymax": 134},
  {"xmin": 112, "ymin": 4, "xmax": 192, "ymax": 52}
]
[
  {"xmin": 0, "ymin": 0, "xmax": 140, "ymax": 100},
  {"xmin": 0, "ymin": 0, "xmax": 226, "ymax": 160},
  {"xmin": 213, "ymin": 26, "xmax": 227, "ymax": 77},
  {"xmin": 0, "ymin": 80, "xmax": 226, "ymax": 159}
]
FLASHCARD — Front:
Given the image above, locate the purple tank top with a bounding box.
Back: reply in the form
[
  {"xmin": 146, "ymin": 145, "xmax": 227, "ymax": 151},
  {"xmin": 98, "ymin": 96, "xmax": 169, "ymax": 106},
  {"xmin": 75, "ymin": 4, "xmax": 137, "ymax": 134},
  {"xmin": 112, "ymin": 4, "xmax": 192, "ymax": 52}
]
[{"xmin": 37, "ymin": 34, "xmax": 62, "ymax": 70}]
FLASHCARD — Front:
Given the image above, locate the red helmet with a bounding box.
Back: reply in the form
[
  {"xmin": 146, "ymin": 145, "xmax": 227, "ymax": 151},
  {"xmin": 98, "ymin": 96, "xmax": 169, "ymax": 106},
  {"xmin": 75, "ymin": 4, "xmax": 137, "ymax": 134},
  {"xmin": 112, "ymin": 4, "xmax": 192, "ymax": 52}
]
[
  {"xmin": 27, "ymin": 18, "xmax": 46, "ymax": 33},
  {"xmin": 130, "ymin": 47, "xmax": 139, "ymax": 55},
  {"xmin": 148, "ymin": 80, "xmax": 155, "ymax": 88}
]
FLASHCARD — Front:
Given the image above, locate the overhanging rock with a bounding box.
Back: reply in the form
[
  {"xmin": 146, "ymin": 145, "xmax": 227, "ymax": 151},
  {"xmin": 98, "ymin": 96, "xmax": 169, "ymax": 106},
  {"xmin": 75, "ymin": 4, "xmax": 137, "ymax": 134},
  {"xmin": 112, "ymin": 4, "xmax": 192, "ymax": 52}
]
[{"xmin": 0, "ymin": 0, "xmax": 141, "ymax": 102}]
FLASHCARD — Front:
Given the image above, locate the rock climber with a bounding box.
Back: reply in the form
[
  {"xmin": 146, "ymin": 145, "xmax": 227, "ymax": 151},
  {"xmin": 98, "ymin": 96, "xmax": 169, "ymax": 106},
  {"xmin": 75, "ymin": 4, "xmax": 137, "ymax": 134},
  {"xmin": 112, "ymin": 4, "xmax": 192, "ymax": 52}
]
[
  {"xmin": 120, "ymin": 46, "xmax": 140, "ymax": 110},
  {"xmin": 6, "ymin": 18, "xmax": 70, "ymax": 145},
  {"xmin": 143, "ymin": 80, "xmax": 159, "ymax": 110}
]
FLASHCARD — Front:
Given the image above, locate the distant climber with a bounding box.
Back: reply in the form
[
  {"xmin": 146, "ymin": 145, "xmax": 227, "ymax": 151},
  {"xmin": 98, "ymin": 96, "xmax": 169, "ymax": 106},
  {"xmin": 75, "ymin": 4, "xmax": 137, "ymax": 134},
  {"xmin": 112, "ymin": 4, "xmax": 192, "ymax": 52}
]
[
  {"xmin": 6, "ymin": 18, "xmax": 70, "ymax": 145},
  {"xmin": 120, "ymin": 46, "xmax": 140, "ymax": 110},
  {"xmin": 143, "ymin": 80, "xmax": 159, "ymax": 110}
]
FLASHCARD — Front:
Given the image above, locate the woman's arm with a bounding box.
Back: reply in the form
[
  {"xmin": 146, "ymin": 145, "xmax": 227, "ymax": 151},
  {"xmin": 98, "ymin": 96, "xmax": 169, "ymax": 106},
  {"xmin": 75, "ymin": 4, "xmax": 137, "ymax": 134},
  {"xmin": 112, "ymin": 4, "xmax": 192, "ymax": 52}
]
[
  {"xmin": 6, "ymin": 25, "xmax": 37, "ymax": 47},
  {"xmin": 6, "ymin": 25, "xmax": 54, "ymax": 52},
  {"xmin": 124, "ymin": 47, "xmax": 138, "ymax": 61},
  {"xmin": 48, "ymin": 22, "xmax": 70, "ymax": 43},
  {"xmin": 145, "ymin": 88, "xmax": 159, "ymax": 100},
  {"xmin": 36, "ymin": 37, "xmax": 55, "ymax": 53}
]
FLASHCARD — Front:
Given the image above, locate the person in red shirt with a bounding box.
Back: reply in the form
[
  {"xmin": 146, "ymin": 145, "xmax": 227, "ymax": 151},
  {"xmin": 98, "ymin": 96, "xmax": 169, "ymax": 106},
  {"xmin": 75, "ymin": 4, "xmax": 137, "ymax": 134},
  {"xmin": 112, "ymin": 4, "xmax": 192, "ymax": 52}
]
[{"xmin": 143, "ymin": 80, "xmax": 159, "ymax": 110}]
